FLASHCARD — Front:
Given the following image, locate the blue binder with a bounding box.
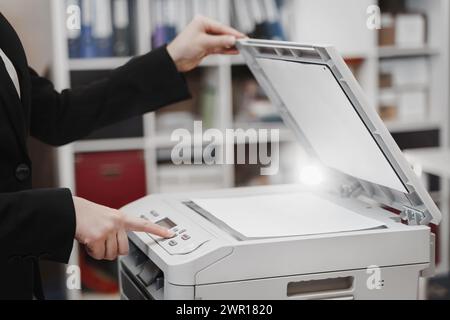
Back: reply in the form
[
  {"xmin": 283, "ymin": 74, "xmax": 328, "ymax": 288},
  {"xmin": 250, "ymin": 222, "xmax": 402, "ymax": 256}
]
[
  {"xmin": 67, "ymin": 0, "xmax": 82, "ymax": 58},
  {"xmin": 79, "ymin": 0, "xmax": 97, "ymax": 57}
]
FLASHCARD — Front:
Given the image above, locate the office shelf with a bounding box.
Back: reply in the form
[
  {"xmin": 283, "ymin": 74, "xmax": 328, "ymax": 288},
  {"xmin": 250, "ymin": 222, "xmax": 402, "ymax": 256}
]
[
  {"xmin": 69, "ymin": 55, "xmax": 226, "ymax": 71},
  {"xmin": 233, "ymin": 122, "xmax": 295, "ymax": 143},
  {"xmin": 378, "ymin": 46, "xmax": 440, "ymax": 59},
  {"xmin": 384, "ymin": 119, "xmax": 441, "ymax": 133},
  {"xmin": 69, "ymin": 57, "xmax": 133, "ymax": 71},
  {"xmin": 73, "ymin": 137, "xmax": 145, "ymax": 153}
]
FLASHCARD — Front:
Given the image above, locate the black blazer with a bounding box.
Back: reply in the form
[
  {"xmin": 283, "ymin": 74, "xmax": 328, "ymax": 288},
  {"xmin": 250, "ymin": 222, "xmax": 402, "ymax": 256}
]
[{"xmin": 0, "ymin": 12, "xmax": 190, "ymax": 299}]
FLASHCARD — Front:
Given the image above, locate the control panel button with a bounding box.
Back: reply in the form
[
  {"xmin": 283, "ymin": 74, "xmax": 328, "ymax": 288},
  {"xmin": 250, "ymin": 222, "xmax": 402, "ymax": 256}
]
[
  {"xmin": 150, "ymin": 210, "xmax": 159, "ymax": 217},
  {"xmin": 168, "ymin": 240, "xmax": 178, "ymax": 246},
  {"xmin": 172, "ymin": 228, "xmax": 179, "ymax": 233},
  {"xmin": 181, "ymin": 234, "xmax": 191, "ymax": 241},
  {"xmin": 178, "ymin": 229, "xmax": 186, "ymax": 234},
  {"xmin": 140, "ymin": 214, "xmax": 148, "ymax": 220}
]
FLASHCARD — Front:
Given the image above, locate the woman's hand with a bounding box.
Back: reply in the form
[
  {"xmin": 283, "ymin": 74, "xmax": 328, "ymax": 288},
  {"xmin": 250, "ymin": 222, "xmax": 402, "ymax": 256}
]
[
  {"xmin": 73, "ymin": 196, "xmax": 174, "ymax": 260},
  {"xmin": 167, "ymin": 15, "xmax": 246, "ymax": 73}
]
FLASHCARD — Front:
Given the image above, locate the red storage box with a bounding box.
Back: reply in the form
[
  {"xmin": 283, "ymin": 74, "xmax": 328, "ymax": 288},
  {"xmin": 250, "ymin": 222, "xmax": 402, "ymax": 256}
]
[{"xmin": 75, "ymin": 150, "xmax": 147, "ymax": 209}]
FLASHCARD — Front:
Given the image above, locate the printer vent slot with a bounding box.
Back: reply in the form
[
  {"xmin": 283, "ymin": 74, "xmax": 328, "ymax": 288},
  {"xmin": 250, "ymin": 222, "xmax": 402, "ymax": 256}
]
[
  {"xmin": 287, "ymin": 276, "xmax": 354, "ymax": 297},
  {"xmin": 275, "ymin": 47, "xmax": 294, "ymax": 58},
  {"xmin": 290, "ymin": 48, "xmax": 321, "ymax": 60},
  {"xmin": 257, "ymin": 46, "xmax": 278, "ymax": 55}
]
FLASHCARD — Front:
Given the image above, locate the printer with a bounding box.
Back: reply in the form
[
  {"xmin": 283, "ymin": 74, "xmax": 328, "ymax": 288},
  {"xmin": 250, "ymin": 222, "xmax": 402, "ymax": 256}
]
[{"xmin": 118, "ymin": 39, "xmax": 441, "ymax": 300}]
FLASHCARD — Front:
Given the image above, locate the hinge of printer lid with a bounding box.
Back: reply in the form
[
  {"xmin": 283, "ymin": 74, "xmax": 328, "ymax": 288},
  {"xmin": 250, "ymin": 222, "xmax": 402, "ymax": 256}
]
[{"xmin": 400, "ymin": 206, "xmax": 429, "ymax": 225}]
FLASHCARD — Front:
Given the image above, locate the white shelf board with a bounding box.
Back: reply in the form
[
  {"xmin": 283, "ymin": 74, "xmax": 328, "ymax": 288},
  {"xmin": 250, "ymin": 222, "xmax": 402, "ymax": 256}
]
[
  {"xmin": 378, "ymin": 83, "xmax": 430, "ymax": 94},
  {"xmin": 229, "ymin": 55, "xmax": 246, "ymax": 66},
  {"xmin": 69, "ymin": 57, "xmax": 133, "ymax": 71},
  {"xmin": 151, "ymin": 132, "xmax": 204, "ymax": 149},
  {"xmin": 152, "ymin": 123, "xmax": 294, "ymax": 149},
  {"xmin": 404, "ymin": 147, "xmax": 450, "ymax": 179},
  {"xmin": 384, "ymin": 119, "xmax": 441, "ymax": 133},
  {"xmin": 378, "ymin": 46, "xmax": 440, "ymax": 59},
  {"xmin": 73, "ymin": 137, "xmax": 145, "ymax": 153},
  {"xmin": 157, "ymin": 164, "xmax": 224, "ymax": 176},
  {"xmin": 199, "ymin": 55, "xmax": 235, "ymax": 67},
  {"xmin": 69, "ymin": 55, "xmax": 228, "ymax": 71},
  {"xmin": 233, "ymin": 122, "xmax": 295, "ymax": 143}
]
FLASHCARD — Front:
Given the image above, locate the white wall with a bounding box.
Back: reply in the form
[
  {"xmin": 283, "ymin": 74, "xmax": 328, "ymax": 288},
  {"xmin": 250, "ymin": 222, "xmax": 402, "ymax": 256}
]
[
  {"xmin": 291, "ymin": 0, "xmax": 377, "ymax": 56},
  {"xmin": 1, "ymin": 0, "xmax": 52, "ymax": 74}
]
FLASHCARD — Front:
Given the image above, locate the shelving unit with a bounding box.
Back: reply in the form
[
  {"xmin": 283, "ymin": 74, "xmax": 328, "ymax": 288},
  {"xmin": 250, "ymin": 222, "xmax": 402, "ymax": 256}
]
[
  {"xmin": 378, "ymin": 46, "xmax": 439, "ymax": 59},
  {"xmin": 291, "ymin": 0, "xmax": 449, "ymax": 136},
  {"xmin": 49, "ymin": 0, "xmax": 449, "ymax": 299},
  {"xmin": 68, "ymin": 56, "xmax": 133, "ymax": 70}
]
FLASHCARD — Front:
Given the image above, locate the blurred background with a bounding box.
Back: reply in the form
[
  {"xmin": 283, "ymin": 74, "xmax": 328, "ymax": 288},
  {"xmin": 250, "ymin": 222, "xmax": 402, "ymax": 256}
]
[{"xmin": 1, "ymin": 0, "xmax": 449, "ymax": 299}]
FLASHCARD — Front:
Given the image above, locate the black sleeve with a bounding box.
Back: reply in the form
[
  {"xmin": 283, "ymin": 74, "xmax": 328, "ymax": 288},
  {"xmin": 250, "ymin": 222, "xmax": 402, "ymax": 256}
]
[
  {"xmin": 0, "ymin": 188, "xmax": 76, "ymax": 263},
  {"xmin": 29, "ymin": 46, "xmax": 191, "ymax": 146}
]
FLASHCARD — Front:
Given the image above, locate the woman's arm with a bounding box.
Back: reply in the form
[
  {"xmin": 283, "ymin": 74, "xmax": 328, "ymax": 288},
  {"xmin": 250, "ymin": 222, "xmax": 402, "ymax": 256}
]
[
  {"xmin": 29, "ymin": 46, "xmax": 190, "ymax": 146},
  {"xmin": 29, "ymin": 16, "xmax": 244, "ymax": 146}
]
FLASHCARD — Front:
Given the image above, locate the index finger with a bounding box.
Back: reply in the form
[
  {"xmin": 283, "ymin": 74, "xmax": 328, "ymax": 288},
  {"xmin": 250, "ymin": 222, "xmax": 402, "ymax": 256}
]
[
  {"xmin": 123, "ymin": 215, "xmax": 174, "ymax": 238},
  {"xmin": 202, "ymin": 16, "xmax": 246, "ymax": 39}
]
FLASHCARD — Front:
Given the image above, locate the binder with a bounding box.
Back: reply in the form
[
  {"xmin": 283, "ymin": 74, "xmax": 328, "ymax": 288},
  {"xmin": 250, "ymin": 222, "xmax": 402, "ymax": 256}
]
[
  {"xmin": 175, "ymin": 0, "xmax": 189, "ymax": 34},
  {"xmin": 249, "ymin": 0, "xmax": 267, "ymax": 39},
  {"xmin": 151, "ymin": 0, "xmax": 177, "ymax": 48},
  {"xmin": 66, "ymin": 0, "xmax": 82, "ymax": 58},
  {"xmin": 112, "ymin": 0, "xmax": 133, "ymax": 56},
  {"xmin": 75, "ymin": 150, "xmax": 147, "ymax": 209},
  {"xmin": 262, "ymin": 0, "xmax": 286, "ymax": 40},
  {"xmin": 80, "ymin": 0, "xmax": 97, "ymax": 57},
  {"xmin": 232, "ymin": 0, "xmax": 254, "ymax": 35},
  {"xmin": 192, "ymin": 0, "xmax": 203, "ymax": 16},
  {"xmin": 200, "ymin": 85, "xmax": 216, "ymax": 129},
  {"xmin": 233, "ymin": 0, "xmax": 286, "ymax": 40},
  {"xmin": 203, "ymin": 0, "xmax": 217, "ymax": 20},
  {"xmin": 92, "ymin": 0, "xmax": 114, "ymax": 57},
  {"xmin": 75, "ymin": 150, "xmax": 147, "ymax": 294}
]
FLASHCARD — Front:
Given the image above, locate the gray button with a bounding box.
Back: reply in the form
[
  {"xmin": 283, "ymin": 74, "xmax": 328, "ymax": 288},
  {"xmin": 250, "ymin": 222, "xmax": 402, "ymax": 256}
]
[
  {"xmin": 178, "ymin": 229, "xmax": 186, "ymax": 234},
  {"xmin": 168, "ymin": 240, "xmax": 178, "ymax": 246},
  {"xmin": 15, "ymin": 163, "xmax": 30, "ymax": 182},
  {"xmin": 172, "ymin": 228, "xmax": 179, "ymax": 233},
  {"xmin": 181, "ymin": 234, "xmax": 191, "ymax": 240},
  {"xmin": 140, "ymin": 215, "xmax": 148, "ymax": 220},
  {"xmin": 150, "ymin": 210, "xmax": 159, "ymax": 217}
]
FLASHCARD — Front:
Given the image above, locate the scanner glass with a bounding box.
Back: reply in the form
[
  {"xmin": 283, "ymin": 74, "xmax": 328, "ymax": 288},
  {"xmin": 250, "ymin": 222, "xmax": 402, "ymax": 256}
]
[{"xmin": 191, "ymin": 192, "xmax": 385, "ymax": 239}]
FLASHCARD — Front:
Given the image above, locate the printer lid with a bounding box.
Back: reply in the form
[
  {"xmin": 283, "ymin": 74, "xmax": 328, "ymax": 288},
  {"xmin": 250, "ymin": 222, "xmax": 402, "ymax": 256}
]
[{"xmin": 237, "ymin": 39, "xmax": 441, "ymax": 225}]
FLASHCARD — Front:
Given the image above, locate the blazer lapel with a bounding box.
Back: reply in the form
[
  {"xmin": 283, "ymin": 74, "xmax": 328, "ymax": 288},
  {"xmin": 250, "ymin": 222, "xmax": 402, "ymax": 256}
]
[
  {"xmin": 0, "ymin": 12, "xmax": 31, "ymax": 152},
  {"xmin": 0, "ymin": 60, "xmax": 27, "ymax": 151}
]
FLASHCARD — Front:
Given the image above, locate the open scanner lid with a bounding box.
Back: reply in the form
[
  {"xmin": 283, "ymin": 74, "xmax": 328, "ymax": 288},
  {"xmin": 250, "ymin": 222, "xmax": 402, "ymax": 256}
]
[{"xmin": 236, "ymin": 39, "xmax": 441, "ymax": 225}]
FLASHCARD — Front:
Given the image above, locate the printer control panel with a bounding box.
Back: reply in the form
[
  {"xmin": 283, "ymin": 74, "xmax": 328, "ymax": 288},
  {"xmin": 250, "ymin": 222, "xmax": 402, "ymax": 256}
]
[{"xmin": 139, "ymin": 210, "xmax": 209, "ymax": 255}]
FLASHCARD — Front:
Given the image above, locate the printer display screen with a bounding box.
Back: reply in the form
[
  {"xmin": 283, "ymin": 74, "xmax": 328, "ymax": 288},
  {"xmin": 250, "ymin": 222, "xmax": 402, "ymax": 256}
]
[{"xmin": 156, "ymin": 218, "xmax": 176, "ymax": 229}]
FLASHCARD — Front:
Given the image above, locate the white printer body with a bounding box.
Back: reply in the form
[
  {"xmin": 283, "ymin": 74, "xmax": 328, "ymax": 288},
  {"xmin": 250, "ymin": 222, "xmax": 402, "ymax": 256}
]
[{"xmin": 118, "ymin": 40, "xmax": 441, "ymax": 300}]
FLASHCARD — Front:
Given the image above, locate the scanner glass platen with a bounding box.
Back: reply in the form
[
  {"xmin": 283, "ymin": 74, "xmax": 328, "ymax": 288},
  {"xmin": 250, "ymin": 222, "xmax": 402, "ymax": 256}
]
[{"xmin": 191, "ymin": 192, "xmax": 385, "ymax": 239}]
